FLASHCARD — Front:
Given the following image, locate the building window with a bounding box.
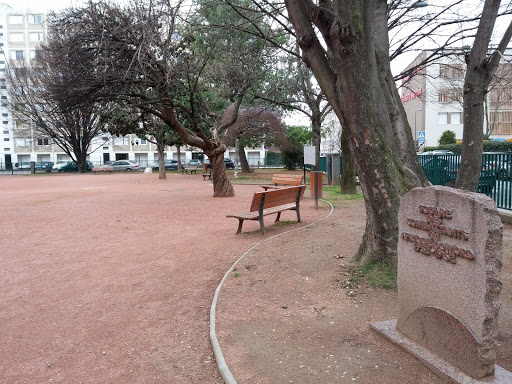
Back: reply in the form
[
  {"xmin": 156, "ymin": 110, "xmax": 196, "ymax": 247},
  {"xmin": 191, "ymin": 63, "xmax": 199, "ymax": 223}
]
[
  {"xmin": 4, "ymin": 137, "xmax": 9, "ymax": 141},
  {"xmin": 37, "ymin": 138, "xmax": 49, "ymax": 145},
  {"xmin": 8, "ymin": 15, "xmax": 24, "ymax": 24},
  {"xmin": 29, "ymin": 32, "xmax": 44, "ymax": 42},
  {"xmin": 451, "ymin": 112, "xmax": 461, "ymax": 124},
  {"xmin": 438, "ymin": 88, "xmax": 462, "ymax": 103},
  {"xmin": 29, "ymin": 14, "xmax": 43, "ymax": 24},
  {"xmin": 439, "ymin": 64, "xmax": 464, "ymax": 79},
  {"xmin": 11, "ymin": 50, "xmax": 24, "ymax": 61},
  {"xmin": 16, "ymin": 138, "xmax": 29, "ymax": 146},
  {"xmin": 140, "ymin": 139, "xmax": 147, "ymax": 145},
  {"xmin": 4, "ymin": 148, "xmax": 9, "ymax": 151},
  {"xmin": 438, "ymin": 112, "xmax": 448, "ymax": 124},
  {"xmin": 114, "ymin": 136, "xmax": 128, "ymax": 145},
  {"xmin": 3, "ymin": 130, "xmax": 8, "ymax": 134},
  {"xmin": 489, "ymin": 111, "xmax": 512, "ymax": 135},
  {"xmin": 9, "ymin": 32, "xmax": 24, "ymax": 42},
  {"xmin": 30, "ymin": 50, "xmax": 43, "ymax": 60}
]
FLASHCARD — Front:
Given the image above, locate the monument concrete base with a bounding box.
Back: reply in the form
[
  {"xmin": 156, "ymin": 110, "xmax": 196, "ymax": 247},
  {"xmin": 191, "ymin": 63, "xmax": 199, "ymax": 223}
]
[{"xmin": 371, "ymin": 319, "xmax": 512, "ymax": 384}]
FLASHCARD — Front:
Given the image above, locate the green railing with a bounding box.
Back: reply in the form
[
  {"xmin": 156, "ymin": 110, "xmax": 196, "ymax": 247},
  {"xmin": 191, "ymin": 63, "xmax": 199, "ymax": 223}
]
[{"xmin": 418, "ymin": 153, "xmax": 512, "ymax": 211}]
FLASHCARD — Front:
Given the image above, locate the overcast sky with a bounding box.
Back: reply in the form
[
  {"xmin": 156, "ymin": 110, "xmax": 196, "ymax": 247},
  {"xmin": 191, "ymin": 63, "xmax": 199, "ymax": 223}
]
[{"xmin": 2, "ymin": 0, "xmax": 85, "ymax": 11}]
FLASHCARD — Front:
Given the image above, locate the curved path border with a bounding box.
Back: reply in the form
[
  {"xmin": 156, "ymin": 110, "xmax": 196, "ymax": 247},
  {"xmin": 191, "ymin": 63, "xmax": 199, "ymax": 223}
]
[{"xmin": 209, "ymin": 198, "xmax": 335, "ymax": 384}]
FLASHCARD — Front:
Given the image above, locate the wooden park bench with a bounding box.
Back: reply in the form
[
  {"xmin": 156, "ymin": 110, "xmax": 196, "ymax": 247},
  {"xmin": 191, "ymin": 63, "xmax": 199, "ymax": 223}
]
[
  {"xmin": 202, "ymin": 170, "xmax": 213, "ymax": 180},
  {"xmin": 261, "ymin": 173, "xmax": 304, "ymax": 191},
  {"xmin": 92, "ymin": 166, "xmax": 114, "ymax": 174},
  {"xmin": 182, "ymin": 166, "xmax": 198, "ymax": 174},
  {"xmin": 227, "ymin": 185, "xmax": 306, "ymax": 235}
]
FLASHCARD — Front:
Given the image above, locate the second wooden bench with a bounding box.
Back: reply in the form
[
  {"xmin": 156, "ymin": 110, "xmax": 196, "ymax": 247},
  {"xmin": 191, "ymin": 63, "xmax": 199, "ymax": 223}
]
[
  {"xmin": 226, "ymin": 185, "xmax": 306, "ymax": 235},
  {"xmin": 261, "ymin": 173, "xmax": 304, "ymax": 191}
]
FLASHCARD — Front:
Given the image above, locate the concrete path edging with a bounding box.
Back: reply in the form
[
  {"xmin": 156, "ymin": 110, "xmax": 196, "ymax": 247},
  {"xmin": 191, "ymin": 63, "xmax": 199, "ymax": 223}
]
[{"xmin": 209, "ymin": 198, "xmax": 334, "ymax": 384}]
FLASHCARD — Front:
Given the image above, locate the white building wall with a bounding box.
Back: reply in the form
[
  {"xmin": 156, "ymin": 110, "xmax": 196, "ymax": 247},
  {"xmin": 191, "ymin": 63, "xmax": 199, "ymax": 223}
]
[
  {"xmin": 401, "ymin": 50, "xmax": 510, "ymax": 148},
  {"xmin": 423, "ymin": 56, "xmax": 465, "ymax": 147}
]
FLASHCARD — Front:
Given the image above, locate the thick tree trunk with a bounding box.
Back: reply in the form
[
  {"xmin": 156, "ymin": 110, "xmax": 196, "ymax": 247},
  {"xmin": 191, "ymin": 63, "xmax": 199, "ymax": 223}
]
[
  {"xmin": 340, "ymin": 130, "xmax": 357, "ymax": 194},
  {"xmin": 454, "ymin": 1, "xmax": 512, "ymax": 191},
  {"xmin": 456, "ymin": 82, "xmax": 486, "ymax": 191},
  {"xmin": 157, "ymin": 142, "xmax": 166, "ymax": 180},
  {"xmin": 286, "ymin": 0, "xmax": 428, "ymax": 266},
  {"xmin": 76, "ymin": 151, "xmax": 88, "ymax": 173},
  {"xmin": 208, "ymin": 152, "xmax": 235, "ymax": 197},
  {"xmin": 238, "ymin": 145, "xmax": 252, "ymax": 173}
]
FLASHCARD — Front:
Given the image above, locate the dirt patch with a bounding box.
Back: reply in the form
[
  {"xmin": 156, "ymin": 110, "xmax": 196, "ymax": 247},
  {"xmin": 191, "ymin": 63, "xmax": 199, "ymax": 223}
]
[
  {"xmin": 0, "ymin": 173, "xmax": 510, "ymax": 383},
  {"xmin": 215, "ymin": 195, "xmax": 512, "ymax": 383}
]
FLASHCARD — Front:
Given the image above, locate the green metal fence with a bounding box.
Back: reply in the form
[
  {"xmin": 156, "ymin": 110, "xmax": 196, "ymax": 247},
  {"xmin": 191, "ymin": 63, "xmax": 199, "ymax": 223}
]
[{"xmin": 418, "ymin": 153, "xmax": 512, "ymax": 211}]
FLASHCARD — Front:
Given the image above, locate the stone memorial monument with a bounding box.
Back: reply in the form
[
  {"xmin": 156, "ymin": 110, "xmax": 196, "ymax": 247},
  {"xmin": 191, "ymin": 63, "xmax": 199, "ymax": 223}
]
[{"xmin": 372, "ymin": 186, "xmax": 511, "ymax": 383}]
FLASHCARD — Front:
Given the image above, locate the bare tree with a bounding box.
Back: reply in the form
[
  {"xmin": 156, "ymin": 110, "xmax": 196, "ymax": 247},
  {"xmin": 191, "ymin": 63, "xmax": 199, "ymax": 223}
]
[
  {"xmin": 7, "ymin": 29, "xmax": 105, "ymax": 172},
  {"xmin": 455, "ymin": 0, "xmax": 512, "ymax": 191}
]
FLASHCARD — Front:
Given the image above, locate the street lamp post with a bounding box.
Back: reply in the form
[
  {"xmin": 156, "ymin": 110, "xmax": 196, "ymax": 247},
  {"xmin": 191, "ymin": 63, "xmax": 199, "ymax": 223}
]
[{"xmin": 414, "ymin": 108, "xmax": 422, "ymax": 151}]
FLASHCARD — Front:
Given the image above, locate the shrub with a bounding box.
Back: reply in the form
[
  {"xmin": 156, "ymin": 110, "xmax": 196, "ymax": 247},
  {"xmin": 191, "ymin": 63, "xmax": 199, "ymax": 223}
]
[{"xmin": 439, "ymin": 130, "xmax": 457, "ymax": 145}]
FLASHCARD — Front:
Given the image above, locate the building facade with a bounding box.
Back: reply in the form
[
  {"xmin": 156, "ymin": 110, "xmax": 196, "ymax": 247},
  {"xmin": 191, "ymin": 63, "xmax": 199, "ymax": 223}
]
[{"xmin": 400, "ymin": 50, "xmax": 512, "ymax": 148}]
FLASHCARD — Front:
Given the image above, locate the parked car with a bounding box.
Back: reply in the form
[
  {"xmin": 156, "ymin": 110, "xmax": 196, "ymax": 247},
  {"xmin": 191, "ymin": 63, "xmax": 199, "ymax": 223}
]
[
  {"xmin": 483, "ymin": 151, "xmax": 512, "ymax": 181},
  {"xmin": 204, "ymin": 158, "xmax": 235, "ymax": 169},
  {"xmin": 151, "ymin": 159, "xmax": 183, "ymax": 171},
  {"xmin": 152, "ymin": 159, "xmax": 179, "ymax": 171},
  {"xmin": 35, "ymin": 161, "xmax": 54, "ymax": 172},
  {"xmin": 110, "ymin": 160, "xmax": 139, "ymax": 171},
  {"xmin": 58, "ymin": 161, "xmax": 94, "ymax": 172},
  {"xmin": 420, "ymin": 155, "xmax": 496, "ymax": 195},
  {"xmin": 15, "ymin": 162, "xmax": 32, "ymax": 169},
  {"xmin": 420, "ymin": 157, "xmax": 460, "ymax": 186},
  {"xmin": 224, "ymin": 158, "xmax": 235, "ymax": 169},
  {"xmin": 188, "ymin": 159, "xmax": 202, "ymax": 168},
  {"xmin": 53, "ymin": 160, "xmax": 70, "ymax": 171},
  {"xmin": 419, "ymin": 150, "xmax": 455, "ymax": 156},
  {"xmin": 103, "ymin": 160, "xmax": 114, "ymax": 166}
]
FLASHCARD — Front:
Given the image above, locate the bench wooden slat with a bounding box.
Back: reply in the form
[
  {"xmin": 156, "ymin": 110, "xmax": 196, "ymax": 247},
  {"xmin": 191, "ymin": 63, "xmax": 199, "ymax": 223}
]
[
  {"xmin": 271, "ymin": 174, "xmax": 303, "ymax": 183},
  {"xmin": 227, "ymin": 185, "xmax": 306, "ymax": 234},
  {"xmin": 227, "ymin": 203, "xmax": 296, "ymax": 220},
  {"xmin": 261, "ymin": 173, "xmax": 303, "ymax": 190},
  {"xmin": 249, "ymin": 187, "xmax": 299, "ymax": 211}
]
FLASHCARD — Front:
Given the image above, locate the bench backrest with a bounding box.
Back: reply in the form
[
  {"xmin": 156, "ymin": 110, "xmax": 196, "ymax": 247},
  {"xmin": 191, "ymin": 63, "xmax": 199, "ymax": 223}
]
[
  {"xmin": 249, "ymin": 185, "xmax": 306, "ymax": 212},
  {"xmin": 271, "ymin": 173, "xmax": 303, "ymax": 186}
]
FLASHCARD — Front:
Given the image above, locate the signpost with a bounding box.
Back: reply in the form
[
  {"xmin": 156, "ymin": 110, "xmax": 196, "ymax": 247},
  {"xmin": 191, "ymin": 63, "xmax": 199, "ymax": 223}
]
[
  {"xmin": 417, "ymin": 131, "xmax": 425, "ymax": 144},
  {"xmin": 304, "ymin": 146, "xmax": 321, "ymax": 208}
]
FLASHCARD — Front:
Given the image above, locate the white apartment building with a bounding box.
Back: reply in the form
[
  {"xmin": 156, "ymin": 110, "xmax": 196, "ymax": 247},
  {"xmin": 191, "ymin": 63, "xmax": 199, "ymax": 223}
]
[
  {"xmin": 400, "ymin": 50, "xmax": 512, "ymax": 148},
  {"xmin": 0, "ymin": 4, "xmax": 266, "ymax": 168}
]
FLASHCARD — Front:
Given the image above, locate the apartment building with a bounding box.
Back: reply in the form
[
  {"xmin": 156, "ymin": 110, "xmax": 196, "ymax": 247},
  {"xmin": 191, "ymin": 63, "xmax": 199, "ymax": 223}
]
[
  {"xmin": 0, "ymin": 4, "xmax": 265, "ymax": 168},
  {"xmin": 400, "ymin": 50, "xmax": 512, "ymax": 148}
]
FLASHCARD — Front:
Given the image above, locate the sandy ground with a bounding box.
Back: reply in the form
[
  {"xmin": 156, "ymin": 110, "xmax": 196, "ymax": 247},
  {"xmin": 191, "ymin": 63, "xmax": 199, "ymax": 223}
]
[{"xmin": 0, "ymin": 172, "xmax": 510, "ymax": 384}]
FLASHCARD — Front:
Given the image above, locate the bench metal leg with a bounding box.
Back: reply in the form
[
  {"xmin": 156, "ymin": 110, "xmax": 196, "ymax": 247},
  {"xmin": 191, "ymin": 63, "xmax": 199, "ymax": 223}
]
[
  {"xmin": 259, "ymin": 215, "xmax": 265, "ymax": 234},
  {"xmin": 296, "ymin": 207, "xmax": 301, "ymax": 223},
  {"xmin": 274, "ymin": 212, "xmax": 282, "ymax": 223},
  {"xmin": 236, "ymin": 219, "xmax": 244, "ymax": 235}
]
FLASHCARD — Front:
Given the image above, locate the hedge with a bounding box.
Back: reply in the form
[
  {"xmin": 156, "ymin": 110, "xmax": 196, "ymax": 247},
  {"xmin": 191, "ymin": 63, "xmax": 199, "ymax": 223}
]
[{"xmin": 424, "ymin": 141, "xmax": 512, "ymax": 154}]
